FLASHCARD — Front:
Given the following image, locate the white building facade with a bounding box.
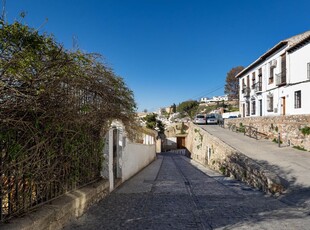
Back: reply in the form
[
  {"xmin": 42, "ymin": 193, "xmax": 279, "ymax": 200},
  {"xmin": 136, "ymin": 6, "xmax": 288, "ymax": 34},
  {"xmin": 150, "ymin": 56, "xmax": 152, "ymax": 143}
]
[
  {"xmin": 236, "ymin": 31, "xmax": 310, "ymax": 117},
  {"xmin": 200, "ymin": 95, "xmax": 228, "ymax": 103}
]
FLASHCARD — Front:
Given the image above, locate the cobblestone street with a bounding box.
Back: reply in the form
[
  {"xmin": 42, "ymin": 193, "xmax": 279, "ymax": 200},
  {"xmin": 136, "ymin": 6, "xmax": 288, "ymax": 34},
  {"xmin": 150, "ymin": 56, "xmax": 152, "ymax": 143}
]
[{"xmin": 64, "ymin": 153, "xmax": 310, "ymax": 229}]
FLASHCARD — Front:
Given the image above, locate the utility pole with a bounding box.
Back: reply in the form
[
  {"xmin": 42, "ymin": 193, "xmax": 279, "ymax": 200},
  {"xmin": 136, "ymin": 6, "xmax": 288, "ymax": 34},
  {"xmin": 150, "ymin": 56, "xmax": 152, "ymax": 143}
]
[
  {"xmin": 1, "ymin": 0, "xmax": 6, "ymax": 22},
  {"xmin": 72, "ymin": 35, "xmax": 79, "ymax": 51}
]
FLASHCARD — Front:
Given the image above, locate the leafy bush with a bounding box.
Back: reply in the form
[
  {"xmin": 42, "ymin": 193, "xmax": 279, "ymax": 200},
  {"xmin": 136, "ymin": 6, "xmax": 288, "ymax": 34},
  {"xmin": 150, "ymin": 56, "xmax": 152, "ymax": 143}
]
[
  {"xmin": 293, "ymin": 145, "xmax": 307, "ymax": 151},
  {"xmin": 238, "ymin": 123, "xmax": 245, "ymax": 133},
  {"xmin": 272, "ymin": 138, "xmax": 283, "ymax": 144},
  {"xmin": 0, "ymin": 20, "xmax": 138, "ymax": 220},
  {"xmin": 300, "ymin": 126, "xmax": 310, "ymax": 136}
]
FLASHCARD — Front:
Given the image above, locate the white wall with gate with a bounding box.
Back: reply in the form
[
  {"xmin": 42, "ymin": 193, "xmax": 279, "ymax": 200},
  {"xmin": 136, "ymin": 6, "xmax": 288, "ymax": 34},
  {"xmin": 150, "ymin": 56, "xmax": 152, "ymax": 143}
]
[{"xmin": 101, "ymin": 122, "xmax": 156, "ymax": 191}]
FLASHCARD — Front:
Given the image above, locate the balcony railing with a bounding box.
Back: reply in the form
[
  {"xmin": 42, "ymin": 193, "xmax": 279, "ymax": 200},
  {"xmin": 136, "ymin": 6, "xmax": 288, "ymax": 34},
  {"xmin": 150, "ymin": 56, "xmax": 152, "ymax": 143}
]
[
  {"xmin": 253, "ymin": 82, "xmax": 262, "ymax": 93},
  {"xmin": 242, "ymin": 87, "xmax": 250, "ymax": 97},
  {"xmin": 276, "ymin": 72, "xmax": 286, "ymax": 86}
]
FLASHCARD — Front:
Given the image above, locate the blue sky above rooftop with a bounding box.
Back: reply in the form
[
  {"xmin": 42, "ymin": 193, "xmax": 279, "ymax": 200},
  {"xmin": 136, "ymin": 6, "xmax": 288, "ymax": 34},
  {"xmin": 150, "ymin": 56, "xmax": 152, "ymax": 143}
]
[{"xmin": 5, "ymin": 0, "xmax": 310, "ymax": 111}]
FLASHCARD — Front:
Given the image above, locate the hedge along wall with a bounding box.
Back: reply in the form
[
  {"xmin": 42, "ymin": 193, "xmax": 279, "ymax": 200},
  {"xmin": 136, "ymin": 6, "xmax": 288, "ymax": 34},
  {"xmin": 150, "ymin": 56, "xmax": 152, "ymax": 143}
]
[
  {"xmin": 224, "ymin": 115, "xmax": 310, "ymax": 151},
  {"xmin": 185, "ymin": 123, "xmax": 285, "ymax": 194},
  {"xmin": 0, "ymin": 21, "xmax": 137, "ymax": 223}
]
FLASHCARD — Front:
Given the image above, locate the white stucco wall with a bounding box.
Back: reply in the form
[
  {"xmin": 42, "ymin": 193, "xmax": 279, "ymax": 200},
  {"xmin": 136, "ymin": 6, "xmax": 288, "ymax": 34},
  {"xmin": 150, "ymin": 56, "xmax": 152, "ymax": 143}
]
[
  {"xmin": 103, "ymin": 124, "xmax": 157, "ymax": 192},
  {"xmin": 121, "ymin": 141, "xmax": 156, "ymax": 182},
  {"xmin": 270, "ymin": 42, "xmax": 310, "ymax": 115},
  {"xmin": 222, "ymin": 111, "xmax": 240, "ymax": 119},
  {"xmin": 239, "ymin": 41, "xmax": 310, "ymax": 117},
  {"xmin": 289, "ymin": 42, "xmax": 310, "ymax": 83},
  {"xmin": 281, "ymin": 82, "xmax": 310, "ymax": 115}
]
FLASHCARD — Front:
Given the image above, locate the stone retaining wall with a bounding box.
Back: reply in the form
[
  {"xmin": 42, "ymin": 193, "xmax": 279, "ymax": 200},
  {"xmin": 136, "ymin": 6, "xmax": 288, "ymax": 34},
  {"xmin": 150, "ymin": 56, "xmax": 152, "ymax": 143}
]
[
  {"xmin": 224, "ymin": 115, "xmax": 310, "ymax": 151},
  {"xmin": 185, "ymin": 124, "xmax": 285, "ymax": 194},
  {"xmin": 1, "ymin": 179, "xmax": 109, "ymax": 230}
]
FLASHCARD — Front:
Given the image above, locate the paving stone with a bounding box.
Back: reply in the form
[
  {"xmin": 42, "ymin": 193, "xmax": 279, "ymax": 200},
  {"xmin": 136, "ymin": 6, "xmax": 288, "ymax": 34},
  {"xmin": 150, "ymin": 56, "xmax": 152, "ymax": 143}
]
[{"xmin": 64, "ymin": 153, "xmax": 310, "ymax": 230}]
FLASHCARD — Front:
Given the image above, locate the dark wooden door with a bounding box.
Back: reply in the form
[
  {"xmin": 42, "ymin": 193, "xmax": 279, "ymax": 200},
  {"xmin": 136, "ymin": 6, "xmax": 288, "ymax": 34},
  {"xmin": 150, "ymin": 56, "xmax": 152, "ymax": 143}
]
[
  {"xmin": 243, "ymin": 104, "xmax": 245, "ymax": 117},
  {"xmin": 177, "ymin": 137, "xmax": 186, "ymax": 149},
  {"xmin": 282, "ymin": 97, "xmax": 286, "ymax": 115}
]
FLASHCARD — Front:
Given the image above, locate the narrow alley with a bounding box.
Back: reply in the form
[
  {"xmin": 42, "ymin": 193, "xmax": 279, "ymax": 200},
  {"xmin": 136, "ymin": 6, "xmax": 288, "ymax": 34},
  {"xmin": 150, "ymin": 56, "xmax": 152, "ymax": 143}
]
[{"xmin": 64, "ymin": 153, "xmax": 310, "ymax": 230}]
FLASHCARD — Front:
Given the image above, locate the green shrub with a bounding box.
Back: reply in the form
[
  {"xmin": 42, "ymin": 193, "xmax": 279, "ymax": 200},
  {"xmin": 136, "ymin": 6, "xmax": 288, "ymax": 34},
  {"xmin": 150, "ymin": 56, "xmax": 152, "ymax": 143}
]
[
  {"xmin": 300, "ymin": 126, "xmax": 310, "ymax": 136},
  {"xmin": 272, "ymin": 138, "xmax": 282, "ymax": 144},
  {"xmin": 219, "ymin": 166, "xmax": 226, "ymax": 174},
  {"xmin": 293, "ymin": 145, "xmax": 307, "ymax": 151},
  {"xmin": 238, "ymin": 123, "xmax": 245, "ymax": 133}
]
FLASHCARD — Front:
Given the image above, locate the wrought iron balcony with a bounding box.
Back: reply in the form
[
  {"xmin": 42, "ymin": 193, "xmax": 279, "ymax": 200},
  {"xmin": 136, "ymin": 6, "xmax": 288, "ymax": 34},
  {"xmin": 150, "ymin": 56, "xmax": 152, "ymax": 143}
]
[
  {"xmin": 276, "ymin": 72, "xmax": 286, "ymax": 86},
  {"xmin": 241, "ymin": 87, "xmax": 250, "ymax": 97},
  {"xmin": 253, "ymin": 82, "xmax": 262, "ymax": 93}
]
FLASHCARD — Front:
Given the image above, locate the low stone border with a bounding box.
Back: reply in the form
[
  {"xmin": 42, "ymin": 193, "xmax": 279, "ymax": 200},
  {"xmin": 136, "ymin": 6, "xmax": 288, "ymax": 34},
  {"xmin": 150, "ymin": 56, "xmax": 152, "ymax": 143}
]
[
  {"xmin": 186, "ymin": 124, "xmax": 287, "ymax": 195},
  {"xmin": 1, "ymin": 179, "xmax": 109, "ymax": 230},
  {"xmin": 224, "ymin": 115, "xmax": 310, "ymax": 151},
  {"xmin": 215, "ymin": 151, "xmax": 287, "ymax": 194}
]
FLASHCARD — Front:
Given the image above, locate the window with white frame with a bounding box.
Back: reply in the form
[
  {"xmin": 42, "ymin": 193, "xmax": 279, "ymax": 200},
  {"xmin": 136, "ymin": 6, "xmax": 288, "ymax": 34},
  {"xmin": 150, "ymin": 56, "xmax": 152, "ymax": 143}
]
[
  {"xmin": 267, "ymin": 94, "xmax": 273, "ymax": 112},
  {"xmin": 242, "ymin": 78, "xmax": 245, "ymax": 91},
  {"xmin": 294, "ymin": 90, "xmax": 301, "ymax": 108},
  {"xmin": 251, "ymin": 72, "xmax": 255, "ymax": 89},
  {"xmin": 269, "ymin": 65, "xmax": 275, "ymax": 84},
  {"xmin": 251, "ymin": 99, "xmax": 256, "ymax": 115},
  {"xmin": 246, "ymin": 101, "xmax": 250, "ymax": 116}
]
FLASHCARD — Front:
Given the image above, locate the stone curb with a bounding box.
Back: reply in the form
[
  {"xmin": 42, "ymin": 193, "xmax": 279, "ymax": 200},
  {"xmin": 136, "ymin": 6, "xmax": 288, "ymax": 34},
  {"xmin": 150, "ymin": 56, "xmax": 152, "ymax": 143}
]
[{"xmin": 0, "ymin": 179, "xmax": 109, "ymax": 230}]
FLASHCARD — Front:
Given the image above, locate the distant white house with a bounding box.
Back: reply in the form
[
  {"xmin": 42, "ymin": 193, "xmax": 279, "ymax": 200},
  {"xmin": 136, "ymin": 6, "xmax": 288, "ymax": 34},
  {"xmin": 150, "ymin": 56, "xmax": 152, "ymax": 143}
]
[
  {"xmin": 200, "ymin": 95, "xmax": 228, "ymax": 103},
  {"xmin": 236, "ymin": 30, "xmax": 310, "ymax": 117}
]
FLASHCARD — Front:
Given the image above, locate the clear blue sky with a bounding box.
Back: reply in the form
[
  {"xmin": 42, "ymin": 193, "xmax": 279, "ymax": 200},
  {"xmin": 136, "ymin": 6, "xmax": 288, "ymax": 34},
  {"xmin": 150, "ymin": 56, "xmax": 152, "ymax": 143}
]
[{"xmin": 4, "ymin": 0, "xmax": 310, "ymax": 112}]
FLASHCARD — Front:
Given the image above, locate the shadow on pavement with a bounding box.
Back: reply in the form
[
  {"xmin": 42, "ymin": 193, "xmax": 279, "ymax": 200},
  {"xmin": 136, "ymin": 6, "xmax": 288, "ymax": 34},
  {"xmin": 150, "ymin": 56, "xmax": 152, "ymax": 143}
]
[
  {"xmin": 254, "ymin": 159, "xmax": 310, "ymax": 209},
  {"xmin": 64, "ymin": 152, "xmax": 310, "ymax": 230}
]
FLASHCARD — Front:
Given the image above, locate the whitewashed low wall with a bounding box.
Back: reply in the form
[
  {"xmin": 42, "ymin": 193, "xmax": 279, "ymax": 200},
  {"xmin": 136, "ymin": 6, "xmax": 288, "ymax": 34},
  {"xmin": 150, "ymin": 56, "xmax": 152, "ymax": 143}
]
[
  {"xmin": 222, "ymin": 111, "xmax": 240, "ymax": 119},
  {"xmin": 122, "ymin": 142, "xmax": 156, "ymax": 182}
]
